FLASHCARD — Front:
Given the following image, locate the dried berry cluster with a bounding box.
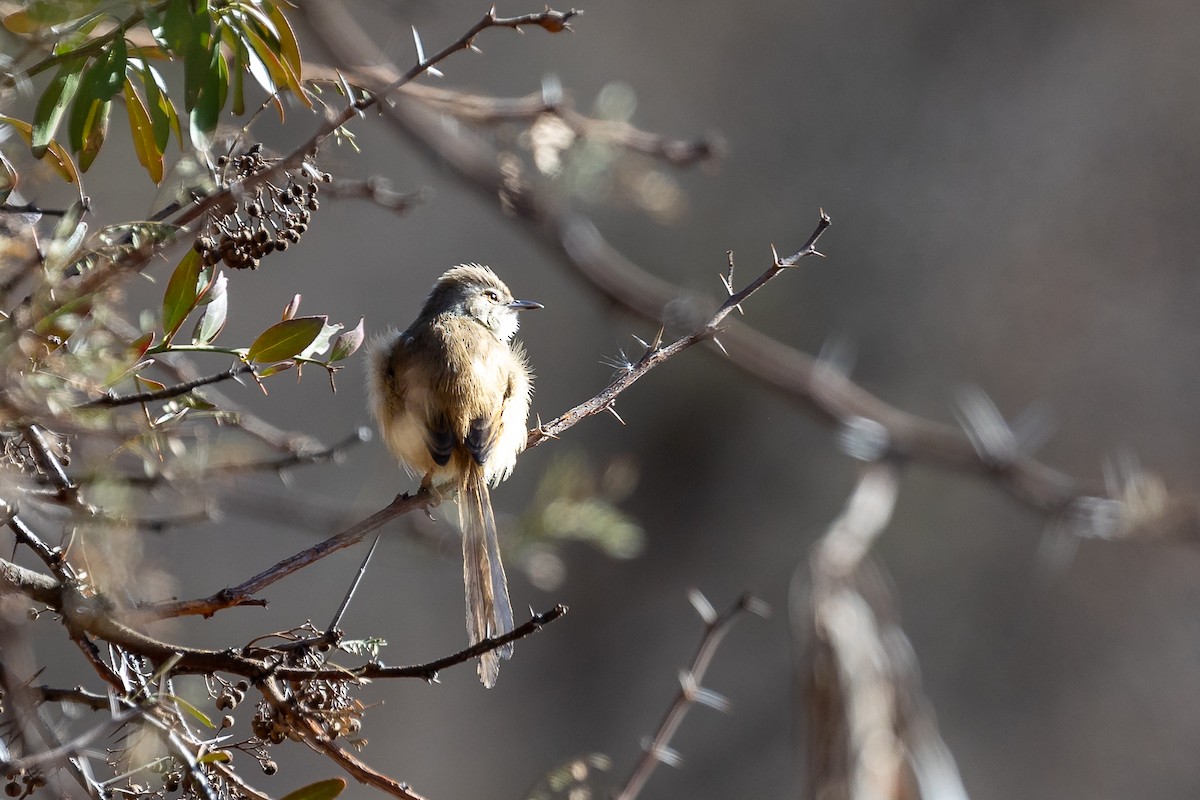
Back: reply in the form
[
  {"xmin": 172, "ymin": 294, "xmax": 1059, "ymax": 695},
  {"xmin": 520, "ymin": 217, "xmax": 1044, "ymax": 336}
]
[
  {"xmin": 251, "ymin": 650, "xmax": 364, "ymax": 745},
  {"xmin": 3, "ymin": 768, "xmax": 45, "ymax": 798},
  {"xmin": 194, "ymin": 144, "xmax": 331, "ymax": 270}
]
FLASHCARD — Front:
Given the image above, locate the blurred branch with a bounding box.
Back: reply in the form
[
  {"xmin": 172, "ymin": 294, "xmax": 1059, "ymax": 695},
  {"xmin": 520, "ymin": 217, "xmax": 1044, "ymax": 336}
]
[
  {"xmin": 615, "ymin": 592, "xmax": 768, "ymax": 800},
  {"xmin": 304, "ymin": 63, "xmax": 723, "ymax": 168},
  {"xmin": 302, "ymin": 5, "xmax": 1096, "ymax": 520},
  {"xmin": 799, "ymin": 464, "xmax": 969, "ymax": 800},
  {"xmin": 323, "ymin": 177, "xmax": 427, "ymax": 215}
]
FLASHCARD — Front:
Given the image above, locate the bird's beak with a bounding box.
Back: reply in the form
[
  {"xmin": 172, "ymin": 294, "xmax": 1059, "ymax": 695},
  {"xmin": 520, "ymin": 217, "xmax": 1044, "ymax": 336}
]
[{"xmin": 507, "ymin": 299, "xmax": 544, "ymax": 311}]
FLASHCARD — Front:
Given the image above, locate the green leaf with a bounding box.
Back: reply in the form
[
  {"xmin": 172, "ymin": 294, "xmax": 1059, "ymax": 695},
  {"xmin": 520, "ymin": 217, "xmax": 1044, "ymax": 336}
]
[
  {"xmin": 141, "ymin": 65, "xmax": 180, "ymax": 151},
  {"xmin": 32, "ymin": 56, "xmax": 86, "ymax": 159},
  {"xmin": 183, "ymin": 7, "xmax": 214, "ymax": 111},
  {"xmin": 214, "ymin": 40, "xmax": 229, "ymax": 114},
  {"xmin": 159, "ymin": 0, "xmax": 193, "ymax": 54},
  {"xmin": 123, "ymin": 78, "xmax": 163, "ymax": 183},
  {"xmin": 236, "ymin": 12, "xmax": 299, "ymax": 106},
  {"xmin": 280, "ymin": 778, "xmax": 346, "ymax": 800},
  {"xmin": 327, "ymin": 317, "xmax": 365, "ymax": 362},
  {"xmin": 77, "ymin": 99, "xmax": 110, "ymax": 171},
  {"xmin": 162, "ymin": 249, "xmax": 208, "ymax": 342},
  {"xmin": 188, "ymin": 37, "xmax": 224, "ymax": 146},
  {"xmin": 248, "ymin": 316, "xmax": 327, "ymax": 363},
  {"xmin": 67, "ymin": 35, "xmax": 125, "ymax": 170},
  {"xmin": 198, "ymin": 751, "xmax": 231, "ymax": 764},
  {"xmin": 193, "ymin": 272, "xmax": 227, "ymax": 345},
  {"xmin": 224, "ymin": 27, "xmax": 248, "ymax": 116}
]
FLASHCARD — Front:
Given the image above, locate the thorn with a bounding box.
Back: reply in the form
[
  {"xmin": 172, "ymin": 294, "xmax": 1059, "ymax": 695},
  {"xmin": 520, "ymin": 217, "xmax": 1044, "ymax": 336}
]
[
  {"xmin": 605, "ymin": 404, "xmax": 625, "ymax": 425},
  {"xmin": 676, "ymin": 670, "xmax": 731, "ymax": 712},
  {"xmin": 640, "ymin": 737, "xmax": 684, "ymax": 769},
  {"xmin": 712, "ymin": 337, "xmax": 729, "ymax": 357},
  {"xmin": 810, "ymin": 248, "xmax": 826, "ymax": 259},
  {"xmin": 739, "ymin": 594, "xmax": 772, "ymax": 618},
  {"xmin": 687, "ymin": 588, "xmax": 717, "ymax": 624},
  {"xmin": 487, "ymin": 4, "xmax": 497, "ymax": 21},
  {"xmin": 770, "ymin": 243, "xmax": 781, "ymax": 266},
  {"xmin": 650, "ymin": 325, "xmax": 664, "ymax": 351},
  {"xmin": 411, "ymin": 26, "xmax": 445, "ymax": 76}
]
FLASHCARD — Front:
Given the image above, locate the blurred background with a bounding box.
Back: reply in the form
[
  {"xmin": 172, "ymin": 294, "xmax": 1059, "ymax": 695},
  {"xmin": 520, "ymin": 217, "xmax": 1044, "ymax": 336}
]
[{"xmin": 13, "ymin": 0, "xmax": 1200, "ymax": 798}]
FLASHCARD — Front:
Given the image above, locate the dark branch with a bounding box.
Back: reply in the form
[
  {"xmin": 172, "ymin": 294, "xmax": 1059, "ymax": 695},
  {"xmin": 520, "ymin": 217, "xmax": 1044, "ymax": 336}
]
[{"xmin": 78, "ymin": 363, "xmax": 256, "ymax": 408}]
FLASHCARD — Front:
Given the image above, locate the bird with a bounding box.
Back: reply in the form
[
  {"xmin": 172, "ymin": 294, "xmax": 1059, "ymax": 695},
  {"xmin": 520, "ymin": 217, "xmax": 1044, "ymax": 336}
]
[{"xmin": 368, "ymin": 264, "xmax": 542, "ymax": 687}]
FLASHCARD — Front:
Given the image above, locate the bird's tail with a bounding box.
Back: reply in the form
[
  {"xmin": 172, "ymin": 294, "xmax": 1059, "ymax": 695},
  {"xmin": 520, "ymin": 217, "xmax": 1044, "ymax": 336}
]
[{"xmin": 459, "ymin": 464, "xmax": 515, "ymax": 687}]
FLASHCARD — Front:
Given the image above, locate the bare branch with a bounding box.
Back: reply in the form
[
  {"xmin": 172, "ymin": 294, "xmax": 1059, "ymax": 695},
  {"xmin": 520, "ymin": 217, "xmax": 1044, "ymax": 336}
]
[
  {"xmin": 78, "ymin": 363, "xmax": 256, "ymax": 409},
  {"xmin": 614, "ymin": 593, "xmax": 767, "ymax": 800},
  {"xmin": 132, "ymin": 490, "xmax": 434, "ymax": 621},
  {"xmin": 527, "ymin": 212, "xmax": 829, "ymax": 448}
]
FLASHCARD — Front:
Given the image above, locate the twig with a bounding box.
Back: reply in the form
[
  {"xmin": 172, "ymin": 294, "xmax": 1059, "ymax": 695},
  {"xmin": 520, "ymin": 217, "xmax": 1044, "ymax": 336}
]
[
  {"xmin": 0, "ymin": 706, "xmax": 142, "ymax": 774},
  {"xmin": 7, "ymin": 514, "xmax": 75, "ymax": 583},
  {"xmin": 19, "ymin": 424, "xmax": 76, "ymax": 501},
  {"xmin": 77, "ymin": 363, "xmax": 256, "ymax": 409},
  {"xmin": 132, "ymin": 490, "xmax": 434, "ymax": 620},
  {"xmin": 615, "ymin": 593, "xmax": 767, "ymax": 800},
  {"xmin": 323, "ymin": 178, "xmax": 427, "ymax": 215},
  {"xmin": 353, "ymin": 604, "xmax": 567, "ymax": 682},
  {"xmin": 259, "ymin": 678, "xmax": 426, "ymax": 800},
  {"xmin": 527, "ymin": 213, "xmax": 830, "ymax": 448},
  {"xmin": 35, "ymin": 685, "xmax": 110, "ymax": 710},
  {"xmin": 326, "ymin": 533, "xmax": 381, "ymax": 634},
  {"xmin": 59, "ymin": 427, "xmax": 369, "ymax": 490},
  {"xmin": 303, "ymin": 69, "xmax": 723, "ymax": 168}
]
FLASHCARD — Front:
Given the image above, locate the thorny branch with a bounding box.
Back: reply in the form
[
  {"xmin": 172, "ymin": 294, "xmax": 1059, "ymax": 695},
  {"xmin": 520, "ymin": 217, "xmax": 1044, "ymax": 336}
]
[
  {"xmin": 126, "ymin": 211, "xmax": 825, "ymax": 622},
  {"xmin": 615, "ymin": 593, "xmax": 768, "ymax": 800},
  {"xmin": 77, "ymin": 363, "xmax": 257, "ymax": 409},
  {"xmin": 529, "ymin": 213, "xmax": 829, "ymax": 447},
  {"xmin": 304, "ymin": 3, "xmax": 1102, "ymax": 521}
]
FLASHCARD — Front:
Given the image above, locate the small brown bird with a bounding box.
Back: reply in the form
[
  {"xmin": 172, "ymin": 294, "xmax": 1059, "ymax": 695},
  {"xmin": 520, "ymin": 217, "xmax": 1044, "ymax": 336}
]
[{"xmin": 368, "ymin": 265, "xmax": 541, "ymax": 687}]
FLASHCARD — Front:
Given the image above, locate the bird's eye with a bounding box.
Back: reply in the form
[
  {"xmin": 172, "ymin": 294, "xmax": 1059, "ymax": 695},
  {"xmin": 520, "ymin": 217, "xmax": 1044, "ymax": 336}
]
[{"xmin": 484, "ymin": 290, "xmax": 500, "ymax": 302}]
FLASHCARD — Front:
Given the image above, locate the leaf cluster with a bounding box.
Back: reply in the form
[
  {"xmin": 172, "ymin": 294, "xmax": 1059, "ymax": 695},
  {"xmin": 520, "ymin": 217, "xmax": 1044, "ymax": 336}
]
[{"xmin": 1, "ymin": 0, "xmax": 306, "ymax": 191}]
